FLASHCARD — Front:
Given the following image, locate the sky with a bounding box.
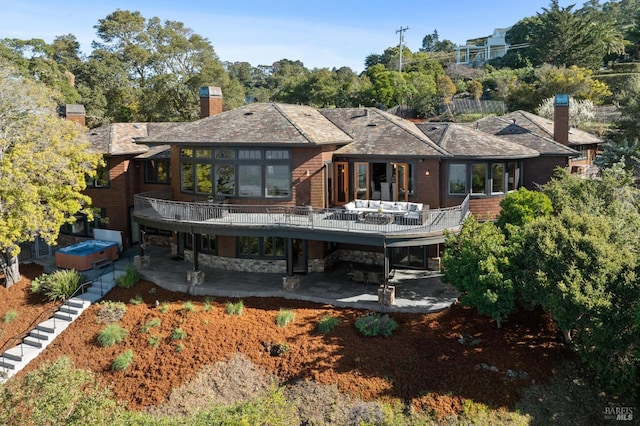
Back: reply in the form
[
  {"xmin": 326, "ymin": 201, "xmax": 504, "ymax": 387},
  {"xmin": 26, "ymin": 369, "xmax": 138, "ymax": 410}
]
[{"xmin": 2, "ymin": 0, "xmax": 579, "ymax": 73}]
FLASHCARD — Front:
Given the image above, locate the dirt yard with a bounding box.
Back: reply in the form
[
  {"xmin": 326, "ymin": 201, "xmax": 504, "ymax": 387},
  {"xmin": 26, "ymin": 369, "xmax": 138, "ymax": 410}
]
[{"xmin": 2, "ymin": 263, "xmax": 572, "ymax": 418}]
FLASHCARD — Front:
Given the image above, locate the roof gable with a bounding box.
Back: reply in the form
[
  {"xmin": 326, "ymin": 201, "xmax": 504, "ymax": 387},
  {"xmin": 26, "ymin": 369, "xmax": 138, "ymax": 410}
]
[
  {"xmin": 142, "ymin": 103, "xmax": 353, "ymax": 146},
  {"xmin": 321, "ymin": 108, "xmax": 450, "ymax": 157}
]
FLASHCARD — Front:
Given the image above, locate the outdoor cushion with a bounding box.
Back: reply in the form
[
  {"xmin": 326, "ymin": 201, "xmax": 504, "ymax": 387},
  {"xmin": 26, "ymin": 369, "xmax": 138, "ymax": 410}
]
[{"xmin": 355, "ymin": 200, "xmax": 365, "ymax": 208}]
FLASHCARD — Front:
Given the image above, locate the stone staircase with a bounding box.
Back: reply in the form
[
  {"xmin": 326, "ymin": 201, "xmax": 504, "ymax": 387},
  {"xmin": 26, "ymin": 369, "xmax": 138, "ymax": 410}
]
[{"xmin": 0, "ymin": 270, "xmax": 124, "ymax": 382}]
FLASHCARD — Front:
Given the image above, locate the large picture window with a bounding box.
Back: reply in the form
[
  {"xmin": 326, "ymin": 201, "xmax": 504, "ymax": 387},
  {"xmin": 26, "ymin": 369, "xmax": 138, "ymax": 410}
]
[
  {"xmin": 238, "ymin": 236, "xmax": 286, "ymax": 258},
  {"xmin": 448, "ymin": 161, "xmax": 522, "ymax": 196},
  {"xmin": 185, "ymin": 233, "xmax": 217, "ymax": 254},
  {"xmin": 181, "ymin": 148, "xmax": 290, "ymax": 198}
]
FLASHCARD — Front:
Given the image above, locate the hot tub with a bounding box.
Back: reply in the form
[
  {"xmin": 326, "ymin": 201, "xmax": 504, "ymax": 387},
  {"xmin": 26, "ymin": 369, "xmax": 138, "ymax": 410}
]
[{"xmin": 55, "ymin": 240, "xmax": 119, "ymax": 271}]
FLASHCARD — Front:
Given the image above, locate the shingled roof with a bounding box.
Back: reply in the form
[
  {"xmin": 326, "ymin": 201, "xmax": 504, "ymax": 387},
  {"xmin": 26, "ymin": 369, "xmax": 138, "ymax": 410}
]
[
  {"xmin": 321, "ymin": 108, "xmax": 451, "ymax": 158},
  {"xmin": 87, "ymin": 122, "xmax": 179, "ymax": 156},
  {"xmin": 141, "ymin": 103, "xmax": 353, "ymax": 146},
  {"xmin": 498, "ymin": 110, "xmax": 602, "ymax": 146},
  {"xmin": 469, "ymin": 115, "xmax": 580, "ymax": 156},
  {"xmin": 417, "ymin": 123, "xmax": 540, "ymax": 160}
]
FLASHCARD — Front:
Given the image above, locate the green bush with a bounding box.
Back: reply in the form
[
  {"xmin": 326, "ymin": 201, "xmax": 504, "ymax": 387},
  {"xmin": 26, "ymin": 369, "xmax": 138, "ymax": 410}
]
[
  {"xmin": 117, "ymin": 264, "xmax": 139, "ymax": 288},
  {"xmin": 354, "ymin": 313, "xmax": 397, "ymax": 337},
  {"xmin": 141, "ymin": 317, "xmax": 161, "ymax": 333},
  {"xmin": 202, "ymin": 297, "xmax": 213, "ymax": 312},
  {"xmin": 225, "ymin": 300, "xmax": 244, "ymax": 316},
  {"xmin": 147, "ymin": 335, "xmax": 161, "ymax": 348},
  {"xmin": 158, "ymin": 301, "xmax": 170, "ymax": 313},
  {"xmin": 31, "ymin": 269, "xmax": 86, "ymax": 301},
  {"xmin": 111, "ymin": 349, "xmax": 134, "ymax": 371},
  {"xmin": 170, "ymin": 327, "xmax": 186, "ymax": 340},
  {"xmin": 175, "ymin": 344, "xmax": 184, "ymax": 353},
  {"xmin": 316, "ymin": 315, "xmax": 340, "ymax": 334},
  {"xmin": 129, "ymin": 294, "xmax": 143, "ymax": 305},
  {"xmin": 2, "ymin": 310, "xmax": 18, "ymax": 324},
  {"xmin": 275, "ymin": 309, "xmax": 295, "ymax": 328},
  {"xmin": 97, "ymin": 324, "xmax": 128, "ymax": 347},
  {"xmin": 181, "ymin": 300, "xmax": 195, "ymax": 313},
  {"xmin": 96, "ymin": 301, "xmax": 127, "ymax": 324}
]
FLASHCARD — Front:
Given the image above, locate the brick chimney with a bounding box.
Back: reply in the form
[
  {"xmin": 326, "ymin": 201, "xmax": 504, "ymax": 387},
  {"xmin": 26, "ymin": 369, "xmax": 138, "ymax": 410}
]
[
  {"xmin": 553, "ymin": 94, "xmax": 570, "ymax": 145},
  {"xmin": 64, "ymin": 104, "xmax": 86, "ymax": 127},
  {"xmin": 199, "ymin": 86, "xmax": 223, "ymax": 118}
]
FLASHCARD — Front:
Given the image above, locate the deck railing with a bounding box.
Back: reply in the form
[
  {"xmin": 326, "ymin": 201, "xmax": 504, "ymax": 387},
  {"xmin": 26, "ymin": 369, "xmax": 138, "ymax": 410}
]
[{"xmin": 133, "ymin": 192, "xmax": 470, "ymax": 235}]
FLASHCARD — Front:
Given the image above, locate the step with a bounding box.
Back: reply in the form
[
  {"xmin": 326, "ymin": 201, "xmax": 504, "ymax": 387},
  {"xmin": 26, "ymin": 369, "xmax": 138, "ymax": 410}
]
[
  {"xmin": 29, "ymin": 330, "xmax": 52, "ymax": 341},
  {"xmin": 37, "ymin": 317, "xmax": 71, "ymax": 334},
  {"xmin": 0, "ymin": 358, "xmax": 16, "ymax": 370},
  {"xmin": 66, "ymin": 297, "xmax": 91, "ymax": 309},
  {"xmin": 2, "ymin": 345, "xmax": 39, "ymax": 362},
  {"xmin": 58, "ymin": 305, "xmax": 79, "ymax": 315},
  {"xmin": 53, "ymin": 311, "xmax": 76, "ymax": 321},
  {"xmin": 22, "ymin": 337, "xmax": 43, "ymax": 348}
]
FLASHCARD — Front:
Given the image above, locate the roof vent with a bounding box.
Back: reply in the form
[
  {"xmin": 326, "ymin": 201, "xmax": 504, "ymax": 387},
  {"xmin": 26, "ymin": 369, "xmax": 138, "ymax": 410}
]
[
  {"xmin": 512, "ymin": 119, "xmax": 516, "ymax": 124},
  {"xmin": 431, "ymin": 126, "xmax": 439, "ymax": 130},
  {"xmin": 367, "ymin": 123, "xmax": 377, "ymax": 127},
  {"xmin": 244, "ymin": 111, "xmax": 254, "ymax": 116}
]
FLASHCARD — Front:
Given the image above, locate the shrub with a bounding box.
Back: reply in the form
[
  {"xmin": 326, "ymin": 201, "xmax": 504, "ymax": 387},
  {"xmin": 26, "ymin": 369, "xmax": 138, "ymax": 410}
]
[
  {"xmin": 175, "ymin": 344, "xmax": 184, "ymax": 353},
  {"xmin": 2, "ymin": 310, "xmax": 18, "ymax": 324},
  {"xmin": 203, "ymin": 297, "xmax": 213, "ymax": 312},
  {"xmin": 97, "ymin": 324, "xmax": 128, "ymax": 347},
  {"xmin": 158, "ymin": 301, "xmax": 170, "ymax": 313},
  {"xmin": 96, "ymin": 301, "xmax": 127, "ymax": 324},
  {"xmin": 111, "ymin": 350, "xmax": 134, "ymax": 371},
  {"xmin": 141, "ymin": 318, "xmax": 161, "ymax": 333},
  {"xmin": 316, "ymin": 315, "xmax": 340, "ymax": 334},
  {"xmin": 181, "ymin": 300, "xmax": 195, "ymax": 313},
  {"xmin": 171, "ymin": 327, "xmax": 186, "ymax": 340},
  {"xmin": 275, "ymin": 309, "xmax": 295, "ymax": 328},
  {"xmin": 31, "ymin": 269, "xmax": 86, "ymax": 301},
  {"xmin": 225, "ymin": 300, "xmax": 244, "ymax": 316},
  {"xmin": 147, "ymin": 335, "xmax": 161, "ymax": 348},
  {"xmin": 354, "ymin": 313, "xmax": 397, "ymax": 337},
  {"xmin": 117, "ymin": 264, "xmax": 139, "ymax": 288},
  {"xmin": 129, "ymin": 294, "xmax": 143, "ymax": 305}
]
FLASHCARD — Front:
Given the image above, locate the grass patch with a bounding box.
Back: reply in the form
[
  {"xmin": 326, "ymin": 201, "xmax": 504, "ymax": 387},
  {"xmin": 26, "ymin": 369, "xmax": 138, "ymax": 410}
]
[
  {"xmin": 316, "ymin": 315, "xmax": 340, "ymax": 334},
  {"xmin": 147, "ymin": 335, "xmax": 161, "ymax": 348},
  {"xmin": 354, "ymin": 313, "xmax": 397, "ymax": 337},
  {"xmin": 140, "ymin": 317, "xmax": 161, "ymax": 333},
  {"xmin": 111, "ymin": 349, "xmax": 134, "ymax": 371},
  {"xmin": 31, "ymin": 269, "xmax": 86, "ymax": 301},
  {"xmin": 96, "ymin": 324, "xmax": 128, "ymax": 347},
  {"xmin": 225, "ymin": 300, "xmax": 244, "ymax": 316},
  {"xmin": 202, "ymin": 297, "xmax": 213, "ymax": 312},
  {"xmin": 181, "ymin": 300, "xmax": 196, "ymax": 313},
  {"xmin": 2, "ymin": 310, "xmax": 18, "ymax": 324},
  {"xmin": 129, "ymin": 294, "xmax": 143, "ymax": 306},
  {"xmin": 117, "ymin": 264, "xmax": 139, "ymax": 288},
  {"xmin": 158, "ymin": 301, "xmax": 171, "ymax": 313},
  {"xmin": 170, "ymin": 327, "xmax": 186, "ymax": 340},
  {"xmin": 175, "ymin": 344, "xmax": 184, "ymax": 353},
  {"xmin": 96, "ymin": 301, "xmax": 127, "ymax": 324},
  {"xmin": 275, "ymin": 309, "xmax": 295, "ymax": 328}
]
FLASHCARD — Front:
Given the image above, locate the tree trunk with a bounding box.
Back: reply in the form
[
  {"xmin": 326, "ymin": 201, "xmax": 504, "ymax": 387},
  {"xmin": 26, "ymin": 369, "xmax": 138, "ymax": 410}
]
[{"xmin": 0, "ymin": 251, "xmax": 21, "ymax": 288}]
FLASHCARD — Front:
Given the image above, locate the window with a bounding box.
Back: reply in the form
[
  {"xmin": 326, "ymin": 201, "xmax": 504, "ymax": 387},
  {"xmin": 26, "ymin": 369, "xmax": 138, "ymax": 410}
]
[
  {"xmin": 238, "ymin": 236, "xmax": 285, "ymax": 258},
  {"xmin": 449, "ymin": 162, "xmax": 522, "ymax": 195},
  {"xmin": 491, "ymin": 163, "xmax": 504, "ymax": 194},
  {"xmin": 448, "ymin": 164, "xmax": 467, "ymax": 195},
  {"xmin": 471, "ymin": 164, "xmax": 487, "ymax": 194},
  {"xmin": 61, "ymin": 208, "xmax": 106, "ymax": 237},
  {"xmin": 144, "ymin": 159, "xmax": 170, "ymax": 184},
  {"xmin": 180, "ymin": 148, "xmax": 290, "ymax": 199},
  {"xmin": 185, "ymin": 233, "xmax": 217, "ymax": 254},
  {"xmin": 87, "ymin": 158, "xmax": 109, "ymax": 188}
]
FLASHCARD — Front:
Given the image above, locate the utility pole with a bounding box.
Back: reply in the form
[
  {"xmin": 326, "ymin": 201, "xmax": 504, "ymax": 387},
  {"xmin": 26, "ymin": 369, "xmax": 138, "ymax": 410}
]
[{"xmin": 396, "ymin": 26, "xmax": 409, "ymax": 72}]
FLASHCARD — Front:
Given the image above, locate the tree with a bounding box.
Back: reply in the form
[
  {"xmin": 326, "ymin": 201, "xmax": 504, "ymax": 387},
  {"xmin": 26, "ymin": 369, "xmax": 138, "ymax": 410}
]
[
  {"xmin": 467, "ymin": 80, "xmax": 483, "ymax": 101},
  {"xmin": 420, "ymin": 30, "xmax": 456, "ymax": 53},
  {"xmin": 0, "ymin": 62, "xmax": 101, "ymax": 287},
  {"xmin": 537, "ymin": 97, "xmax": 596, "ymax": 128},
  {"xmin": 443, "ymin": 217, "xmax": 516, "ymax": 328},
  {"xmin": 496, "ymin": 188, "xmax": 553, "ymax": 232}
]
